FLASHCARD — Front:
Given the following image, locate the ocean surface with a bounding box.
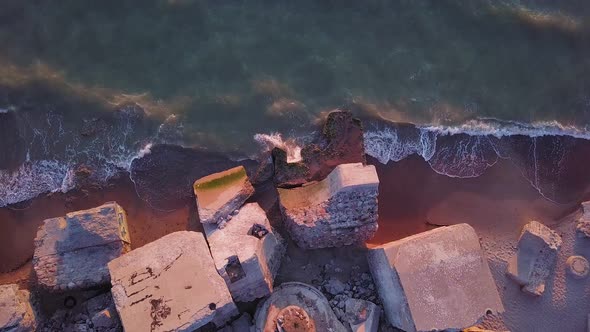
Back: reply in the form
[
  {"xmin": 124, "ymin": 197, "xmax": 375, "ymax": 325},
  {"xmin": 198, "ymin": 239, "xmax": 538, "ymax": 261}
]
[{"xmin": 1, "ymin": 0, "xmax": 590, "ymax": 206}]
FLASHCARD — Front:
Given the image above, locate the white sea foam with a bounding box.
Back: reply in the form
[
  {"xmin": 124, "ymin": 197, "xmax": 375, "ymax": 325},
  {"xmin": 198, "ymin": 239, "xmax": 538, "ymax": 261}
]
[{"xmin": 254, "ymin": 133, "xmax": 303, "ymax": 163}]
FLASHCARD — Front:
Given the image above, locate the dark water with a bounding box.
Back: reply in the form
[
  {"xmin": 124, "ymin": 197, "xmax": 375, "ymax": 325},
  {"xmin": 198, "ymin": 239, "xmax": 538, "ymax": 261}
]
[{"xmin": 1, "ymin": 0, "xmax": 590, "ymax": 206}]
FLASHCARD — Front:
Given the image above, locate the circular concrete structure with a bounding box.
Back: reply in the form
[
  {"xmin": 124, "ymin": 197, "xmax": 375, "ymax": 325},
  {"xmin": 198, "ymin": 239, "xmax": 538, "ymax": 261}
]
[
  {"xmin": 254, "ymin": 282, "xmax": 345, "ymax": 332},
  {"xmin": 566, "ymin": 255, "xmax": 589, "ymax": 279}
]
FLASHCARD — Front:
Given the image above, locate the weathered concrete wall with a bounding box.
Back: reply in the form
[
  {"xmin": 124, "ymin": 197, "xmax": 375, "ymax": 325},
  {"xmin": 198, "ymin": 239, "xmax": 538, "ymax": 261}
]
[
  {"xmin": 368, "ymin": 223, "xmax": 504, "ymax": 332},
  {"xmin": 204, "ymin": 203, "xmax": 285, "ymax": 302},
  {"xmin": 278, "ymin": 162, "xmax": 379, "ymax": 249},
  {"xmin": 33, "ymin": 202, "xmax": 130, "ymax": 292},
  {"xmin": 0, "ymin": 284, "xmax": 36, "ymax": 332},
  {"xmin": 108, "ymin": 231, "xmax": 237, "ymax": 332},
  {"xmin": 194, "ymin": 166, "xmax": 254, "ymax": 226}
]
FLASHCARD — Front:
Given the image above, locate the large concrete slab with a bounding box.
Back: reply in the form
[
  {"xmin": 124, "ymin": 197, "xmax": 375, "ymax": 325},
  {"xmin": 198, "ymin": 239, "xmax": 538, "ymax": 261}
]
[
  {"xmin": 204, "ymin": 203, "xmax": 285, "ymax": 302},
  {"xmin": 108, "ymin": 231, "xmax": 238, "ymax": 332},
  {"xmin": 0, "ymin": 284, "xmax": 36, "ymax": 332},
  {"xmin": 506, "ymin": 220, "xmax": 562, "ymax": 296},
  {"xmin": 278, "ymin": 163, "xmax": 379, "ymax": 249},
  {"xmin": 33, "ymin": 202, "xmax": 130, "ymax": 292},
  {"xmin": 194, "ymin": 166, "xmax": 255, "ymax": 225},
  {"xmin": 368, "ymin": 223, "xmax": 504, "ymax": 332}
]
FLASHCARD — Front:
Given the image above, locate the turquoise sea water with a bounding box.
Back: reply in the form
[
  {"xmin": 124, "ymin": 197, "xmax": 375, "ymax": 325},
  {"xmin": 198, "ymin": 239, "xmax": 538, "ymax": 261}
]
[{"xmin": 1, "ymin": 0, "xmax": 590, "ymax": 205}]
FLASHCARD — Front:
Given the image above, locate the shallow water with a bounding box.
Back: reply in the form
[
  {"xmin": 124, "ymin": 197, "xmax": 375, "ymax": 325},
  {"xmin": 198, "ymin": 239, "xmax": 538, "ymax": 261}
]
[{"xmin": 1, "ymin": 0, "xmax": 590, "ymax": 205}]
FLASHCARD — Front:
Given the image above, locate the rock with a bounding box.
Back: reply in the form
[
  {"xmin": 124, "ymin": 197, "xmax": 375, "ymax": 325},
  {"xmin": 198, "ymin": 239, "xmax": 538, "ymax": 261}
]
[
  {"xmin": 194, "ymin": 166, "xmax": 255, "ymax": 225},
  {"xmin": 85, "ymin": 293, "xmax": 114, "ymax": 316},
  {"xmin": 204, "ymin": 203, "xmax": 285, "ymax": 302},
  {"xmin": 108, "ymin": 231, "xmax": 238, "ymax": 331},
  {"xmin": 230, "ymin": 313, "xmax": 253, "ymax": 331},
  {"xmin": 278, "ymin": 163, "xmax": 379, "ymax": 249},
  {"xmin": 344, "ymin": 298, "xmax": 380, "ymax": 332},
  {"xmin": 254, "ymin": 282, "xmax": 346, "ymax": 332},
  {"xmin": 91, "ymin": 308, "xmax": 119, "ymax": 330},
  {"xmin": 272, "ymin": 109, "xmax": 365, "ymax": 187},
  {"xmin": 324, "ymin": 278, "xmax": 346, "ymax": 296},
  {"xmin": 577, "ymin": 201, "xmax": 590, "ymax": 238},
  {"xmin": 0, "ymin": 284, "xmax": 36, "ymax": 332},
  {"xmin": 33, "ymin": 202, "xmax": 131, "ymax": 292},
  {"xmin": 368, "ymin": 223, "xmax": 504, "ymax": 332},
  {"xmin": 566, "ymin": 255, "xmax": 589, "ymax": 279},
  {"xmin": 506, "ymin": 220, "xmax": 562, "ymax": 296}
]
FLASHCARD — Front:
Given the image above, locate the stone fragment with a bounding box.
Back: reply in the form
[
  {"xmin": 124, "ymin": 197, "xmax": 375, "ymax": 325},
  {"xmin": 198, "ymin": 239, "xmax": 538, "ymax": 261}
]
[
  {"xmin": 108, "ymin": 231, "xmax": 238, "ymax": 331},
  {"xmin": 254, "ymin": 282, "xmax": 346, "ymax": 332},
  {"xmin": 566, "ymin": 255, "xmax": 589, "ymax": 279},
  {"xmin": 194, "ymin": 166, "xmax": 255, "ymax": 225},
  {"xmin": 33, "ymin": 202, "xmax": 131, "ymax": 292},
  {"xmin": 0, "ymin": 284, "xmax": 36, "ymax": 332},
  {"xmin": 273, "ymin": 109, "xmax": 366, "ymax": 187},
  {"xmin": 576, "ymin": 201, "xmax": 590, "ymax": 238},
  {"xmin": 91, "ymin": 308, "xmax": 118, "ymax": 330},
  {"xmin": 368, "ymin": 223, "xmax": 503, "ymax": 332},
  {"xmin": 204, "ymin": 203, "xmax": 285, "ymax": 302},
  {"xmin": 506, "ymin": 220, "xmax": 562, "ymax": 296},
  {"xmin": 344, "ymin": 298, "xmax": 380, "ymax": 332},
  {"xmin": 278, "ymin": 162, "xmax": 379, "ymax": 249},
  {"xmin": 324, "ymin": 278, "xmax": 346, "ymax": 296}
]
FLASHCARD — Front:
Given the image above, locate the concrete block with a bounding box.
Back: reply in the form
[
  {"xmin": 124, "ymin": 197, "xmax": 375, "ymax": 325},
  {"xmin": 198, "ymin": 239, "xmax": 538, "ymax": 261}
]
[
  {"xmin": 344, "ymin": 298, "xmax": 380, "ymax": 332},
  {"xmin": 194, "ymin": 166, "xmax": 255, "ymax": 225},
  {"xmin": 506, "ymin": 220, "xmax": 562, "ymax": 296},
  {"xmin": 368, "ymin": 223, "xmax": 503, "ymax": 332},
  {"xmin": 278, "ymin": 163, "xmax": 379, "ymax": 249},
  {"xmin": 0, "ymin": 284, "xmax": 36, "ymax": 332},
  {"xmin": 33, "ymin": 202, "xmax": 130, "ymax": 292},
  {"xmin": 204, "ymin": 203, "xmax": 285, "ymax": 302},
  {"xmin": 254, "ymin": 282, "xmax": 346, "ymax": 332},
  {"xmin": 108, "ymin": 231, "xmax": 238, "ymax": 332}
]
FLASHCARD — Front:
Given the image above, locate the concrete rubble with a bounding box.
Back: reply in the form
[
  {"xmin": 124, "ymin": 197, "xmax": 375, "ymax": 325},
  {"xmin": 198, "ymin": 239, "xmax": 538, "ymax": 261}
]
[
  {"xmin": 368, "ymin": 223, "xmax": 504, "ymax": 332},
  {"xmin": 108, "ymin": 231, "xmax": 238, "ymax": 332},
  {"xmin": 343, "ymin": 298, "xmax": 380, "ymax": 332},
  {"xmin": 506, "ymin": 220, "xmax": 562, "ymax": 296},
  {"xmin": 278, "ymin": 162, "xmax": 379, "ymax": 249},
  {"xmin": 204, "ymin": 202, "xmax": 285, "ymax": 302},
  {"xmin": 576, "ymin": 201, "xmax": 590, "ymax": 238},
  {"xmin": 254, "ymin": 282, "xmax": 346, "ymax": 332},
  {"xmin": 193, "ymin": 165, "xmax": 255, "ymax": 226},
  {"xmin": 0, "ymin": 284, "xmax": 36, "ymax": 332},
  {"xmin": 33, "ymin": 202, "xmax": 131, "ymax": 293}
]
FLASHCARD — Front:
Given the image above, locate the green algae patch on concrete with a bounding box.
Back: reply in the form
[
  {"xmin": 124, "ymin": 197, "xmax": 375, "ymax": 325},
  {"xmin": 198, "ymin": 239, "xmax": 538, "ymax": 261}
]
[{"xmin": 193, "ymin": 166, "xmax": 254, "ymax": 225}]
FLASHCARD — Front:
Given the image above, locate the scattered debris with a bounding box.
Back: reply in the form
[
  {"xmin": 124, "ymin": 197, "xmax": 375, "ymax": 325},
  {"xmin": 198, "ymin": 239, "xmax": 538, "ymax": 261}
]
[
  {"xmin": 506, "ymin": 220, "xmax": 562, "ymax": 296},
  {"xmin": 278, "ymin": 163, "xmax": 379, "ymax": 249},
  {"xmin": 108, "ymin": 231, "xmax": 238, "ymax": 331},
  {"xmin": 0, "ymin": 284, "xmax": 36, "ymax": 332},
  {"xmin": 194, "ymin": 166, "xmax": 255, "ymax": 225},
  {"xmin": 343, "ymin": 298, "xmax": 380, "ymax": 332},
  {"xmin": 204, "ymin": 203, "xmax": 285, "ymax": 302},
  {"xmin": 33, "ymin": 202, "xmax": 131, "ymax": 293},
  {"xmin": 576, "ymin": 202, "xmax": 590, "ymax": 238},
  {"xmin": 368, "ymin": 223, "xmax": 504, "ymax": 332},
  {"xmin": 254, "ymin": 282, "xmax": 346, "ymax": 332}
]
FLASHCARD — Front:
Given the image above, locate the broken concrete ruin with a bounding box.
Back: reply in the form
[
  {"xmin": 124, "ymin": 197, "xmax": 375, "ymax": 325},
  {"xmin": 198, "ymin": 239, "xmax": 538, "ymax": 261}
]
[
  {"xmin": 368, "ymin": 223, "xmax": 503, "ymax": 332},
  {"xmin": 254, "ymin": 282, "xmax": 346, "ymax": 332},
  {"xmin": 204, "ymin": 203, "xmax": 285, "ymax": 302},
  {"xmin": 577, "ymin": 201, "xmax": 590, "ymax": 238},
  {"xmin": 194, "ymin": 165, "xmax": 255, "ymax": 226},
  {"xmin": 506, "ymin": 220, "xmax": 562, "ymax": 296},
  {"xmin": 343, "ymin": 298, "xmax": 380, "ymax": 332},
  {"xmin": 278, "ymin": 162, "xmax": 379, "ymax": 249},
  {"xmin": 272, "ymin": 109, "xmax": 366, "ymax": 187},
  {"xmin": 0, "ymin": 284, "xmax": 36, "ymax": 332},
  {"xmin": 108, "ymin": 231, "xmax": 238, "ymax": 331},
  {"xmin": 33, "ymin": 202, "xmax": 131, "ymax": 292}
]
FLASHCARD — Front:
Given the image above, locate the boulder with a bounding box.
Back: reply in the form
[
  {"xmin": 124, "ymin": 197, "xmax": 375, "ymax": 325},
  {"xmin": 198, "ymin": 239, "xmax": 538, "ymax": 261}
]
[
  {"xmin": 368, "ymin": 223, "xmax": 504, "ymax": 332},
  {"xmin": 272, "ymin": 109, "xmax": 365, "ymax": 187},
  {"xmin": 0, "ymin": 284, "xmax": 36, "ymax": 332},
  {"xmin": 254, "ymin": 282, "xmax": 346, "ymax": 332},
  {"xmin": 33, "ymin": 202, "xmax": 131, "ymax": 292},
  {"xmin": 506, "ymin": 220, "xmax": 562, "ymax": 296},
  {"xmin": 344, "ymin": 298, "xmax": 380, "ymax": 332},
  {"xmin": 108, "ymin": 231, "xmax": 238, "ymax": 331},
  {"xmin": 278, "ymin": 163, "xmax": 379, "ymax": 249},
  {"xmin": 204, "ymin": 203, "xmax": 285, "ymax": 302},
  {"xmin": 194, "ymin": 166, "xmax": 255, "ymax": 225}
]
